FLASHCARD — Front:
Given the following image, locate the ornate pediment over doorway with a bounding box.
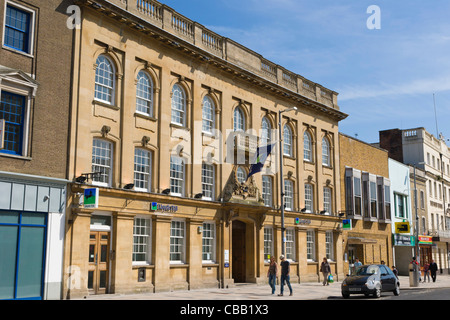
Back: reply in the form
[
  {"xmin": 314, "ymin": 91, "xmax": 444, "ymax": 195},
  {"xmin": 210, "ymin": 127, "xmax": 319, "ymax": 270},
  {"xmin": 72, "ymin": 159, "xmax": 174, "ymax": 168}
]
[{"xmin": 221, "ymin": 166, "xmax": 263, "ymax": 205}]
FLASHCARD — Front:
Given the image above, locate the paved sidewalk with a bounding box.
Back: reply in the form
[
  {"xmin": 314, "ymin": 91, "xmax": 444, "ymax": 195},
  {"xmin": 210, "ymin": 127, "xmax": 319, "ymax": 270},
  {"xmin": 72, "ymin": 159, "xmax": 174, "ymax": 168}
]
[{"xmin": 79, "ymin": 274, "xmax": 450, "ymax": 300}]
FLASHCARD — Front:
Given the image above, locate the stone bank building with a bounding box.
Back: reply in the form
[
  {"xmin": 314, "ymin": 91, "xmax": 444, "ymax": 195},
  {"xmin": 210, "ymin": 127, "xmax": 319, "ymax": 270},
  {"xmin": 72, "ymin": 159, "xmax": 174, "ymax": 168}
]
[{"xmin": 64, "ymin": 0, "xmax": 348, "ymax": 298}]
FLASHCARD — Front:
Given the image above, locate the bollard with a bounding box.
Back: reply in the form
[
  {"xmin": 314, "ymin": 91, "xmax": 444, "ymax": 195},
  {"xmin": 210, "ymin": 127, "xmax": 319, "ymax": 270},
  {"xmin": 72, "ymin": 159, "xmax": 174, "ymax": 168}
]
[{"xmin": 409, "ymin": 263, "xmax": 419, "ymax": 287}]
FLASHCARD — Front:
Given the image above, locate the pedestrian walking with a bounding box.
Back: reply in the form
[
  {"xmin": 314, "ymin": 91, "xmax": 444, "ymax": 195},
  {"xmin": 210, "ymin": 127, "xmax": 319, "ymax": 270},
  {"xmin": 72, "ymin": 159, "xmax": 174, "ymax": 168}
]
[
  {"xmin": 278, "ymin": 255, "xmax": 293, "ymax": 296},
  {"xmin": 267, "ymin": 256, "xmax": 278, "ymax": 294},
  {"xmin": 391, "ymin": 266, "xmax": 398, "ymax": 279},
  {"xmin": 354, "ymin": 258, "xmax": 362, "ymax": 268},
  {"xmin": 429, "ymin": 259, "xmax": 438, "ymax": 282},
  {"xmin": 423, "ymin": 260, "xmax": 430, "ymax": 283},
  {"xmin": 320, "ymin": 257, "xmax": 331, "ymax": 286}
]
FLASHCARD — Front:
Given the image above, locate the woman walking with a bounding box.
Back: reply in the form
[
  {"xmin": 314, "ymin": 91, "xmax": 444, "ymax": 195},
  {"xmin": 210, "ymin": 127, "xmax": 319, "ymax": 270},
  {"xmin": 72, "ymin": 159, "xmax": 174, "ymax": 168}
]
[
  {"xmin": 320, "ymin": 257, "xmax": 331, "ymax": 286},
  {"xmin": 267, "ymin": 256, "xmax": 278, "ymax": 294}
]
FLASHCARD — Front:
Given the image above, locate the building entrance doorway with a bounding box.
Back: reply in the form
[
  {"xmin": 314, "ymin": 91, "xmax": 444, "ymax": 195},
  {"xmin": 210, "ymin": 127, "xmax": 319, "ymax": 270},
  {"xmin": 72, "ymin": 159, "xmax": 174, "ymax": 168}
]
[
  {"xmin": 232, "ymin": 220, "xmax": 246, "ymax": 283},
  {"xmin": 88, "ymin": 231, "xmax": 110, "ymax": 294}
]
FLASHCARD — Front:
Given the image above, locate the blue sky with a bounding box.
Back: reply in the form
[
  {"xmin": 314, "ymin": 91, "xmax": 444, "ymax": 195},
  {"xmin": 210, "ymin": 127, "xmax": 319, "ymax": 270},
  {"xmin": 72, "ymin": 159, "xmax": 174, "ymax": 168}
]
[{"xmin": 160, "ymin": 0, "xmax": 450, "ymax": 144}]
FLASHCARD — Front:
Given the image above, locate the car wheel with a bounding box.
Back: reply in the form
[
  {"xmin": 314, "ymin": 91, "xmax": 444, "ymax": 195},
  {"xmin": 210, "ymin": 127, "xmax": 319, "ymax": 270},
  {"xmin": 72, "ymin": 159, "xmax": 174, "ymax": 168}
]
[
  {"xmin": 342, "ymin": 292, "xmax": 350, "ymax": 299},
  {"xmin": 393, "ymin": 285, "xmax": 400, "ymax": 296},
  {"xmin": 373, "ymin": 286, "xmax": 381, "ymax": 298}
]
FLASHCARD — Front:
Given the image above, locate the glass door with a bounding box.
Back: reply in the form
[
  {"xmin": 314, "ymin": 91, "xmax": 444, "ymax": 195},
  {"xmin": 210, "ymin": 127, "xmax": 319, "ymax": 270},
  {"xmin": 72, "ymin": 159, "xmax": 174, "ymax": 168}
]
[{"xmin": 88, "ymin": 231, "xmax": 110, "ymax": 295}]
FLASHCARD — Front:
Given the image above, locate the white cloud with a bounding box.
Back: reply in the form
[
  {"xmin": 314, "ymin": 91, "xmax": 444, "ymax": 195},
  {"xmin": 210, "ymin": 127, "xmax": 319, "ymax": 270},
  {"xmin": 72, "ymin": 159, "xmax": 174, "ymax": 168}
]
[{"xmin": 338, "ymin": 76, "xmax": 450, "ymax": 101}]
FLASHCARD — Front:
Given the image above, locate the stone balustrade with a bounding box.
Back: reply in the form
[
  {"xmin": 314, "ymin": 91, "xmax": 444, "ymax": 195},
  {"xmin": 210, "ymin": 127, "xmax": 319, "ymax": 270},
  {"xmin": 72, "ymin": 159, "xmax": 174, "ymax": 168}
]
[{"xmin": 98, "ymin": 0, "xmax": 339, "ymax": 109}]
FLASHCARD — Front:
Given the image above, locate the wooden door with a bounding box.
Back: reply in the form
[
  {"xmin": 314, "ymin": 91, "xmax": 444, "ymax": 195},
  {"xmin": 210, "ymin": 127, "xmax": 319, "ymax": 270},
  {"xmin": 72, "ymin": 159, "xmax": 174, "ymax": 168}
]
[
  {"xmin": 88, "ymin": 231, "xmax": 110, "ymax": 294},
  {"xmin": 232, "ymin": 220, "xmax": 246, "ymax": 283}
]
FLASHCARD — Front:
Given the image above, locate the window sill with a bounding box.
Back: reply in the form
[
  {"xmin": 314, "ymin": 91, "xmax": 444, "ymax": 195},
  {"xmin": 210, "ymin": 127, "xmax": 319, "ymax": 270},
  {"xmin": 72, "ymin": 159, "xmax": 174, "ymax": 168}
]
[
  {"xmin": 132, "ymin": 263, "xmax": 154, "ymax": 269},
  {"xmin": 170, "ymin": 263, "xmax": 189, "ymax": 267},
  {"xmin": 2, "ymin": 45, "xmax": 34, "ymax": 58},
  {"xmin": 170, "ymin": 123, "xmax": 190, "ymax": 131},
  {"xmin": 134, "ymin": 111, "xmax": 157, "ymax": 122},
  {"xmin": 93, "ymin": 99, "xmax": 119, "ymax": 110},
  {"xmin": 0, "ymin": 152, "xmax": 32, "ymax": 161}
]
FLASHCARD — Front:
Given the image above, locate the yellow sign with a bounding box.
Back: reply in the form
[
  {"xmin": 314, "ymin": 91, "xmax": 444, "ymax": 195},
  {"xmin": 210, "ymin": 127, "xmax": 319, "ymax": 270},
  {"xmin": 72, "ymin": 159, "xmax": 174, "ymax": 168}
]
[{"xmin": 395, "ymin": 222, "xmax": 410, "ymax": 233}]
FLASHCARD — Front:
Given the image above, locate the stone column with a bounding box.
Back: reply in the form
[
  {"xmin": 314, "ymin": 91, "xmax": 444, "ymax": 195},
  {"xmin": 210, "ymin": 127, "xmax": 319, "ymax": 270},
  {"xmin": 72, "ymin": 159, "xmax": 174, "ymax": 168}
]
[
  {"xmin": 187, "ymin": 218, "xmax": 204, "ymax": 289},
  {"xmin": 153, "ymin": 214, "xmax": 172, "ymax": 292},
  {"xmin": 110, "ymin": 211, "xmax": 134, "ymax": 294}
]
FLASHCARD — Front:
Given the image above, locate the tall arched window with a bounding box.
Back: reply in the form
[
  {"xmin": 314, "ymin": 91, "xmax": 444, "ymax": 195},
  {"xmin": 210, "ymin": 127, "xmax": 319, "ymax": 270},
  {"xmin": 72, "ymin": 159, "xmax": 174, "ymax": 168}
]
[
  {"xmin": 233, "ymin": 107, "xmax": 245, "ymax": 132},
  {"xmin": 322, "ymin": 137, "xmax": 330, "ymax": 166},
  {"xmin": 236, "ymin": 166, "xmax": 247, "ymax": 184},
  {"xmin": 136, "ymin": 70, "xmax": 153, "ymax": 116},
  {"xmin": 283, "ymin": 125, "xmax": 293, "ymax": 156},
  {"xmin": 171, "ymin": 84, "xmax": 186, "ymax": 126},
  {"xmin": 95, "ymin": 55, "xmax": 115, "ymax": 104},
  {"xmin": 261, "ymin": 117, "xmax": 271, "ymax": 146},
  {"xmin": 202, "ymin": 95, "xmax": 215, "ymax": 134},
  {"xmin": 304, "ymin": 131, "xmax": 312, "ymax": 161}
]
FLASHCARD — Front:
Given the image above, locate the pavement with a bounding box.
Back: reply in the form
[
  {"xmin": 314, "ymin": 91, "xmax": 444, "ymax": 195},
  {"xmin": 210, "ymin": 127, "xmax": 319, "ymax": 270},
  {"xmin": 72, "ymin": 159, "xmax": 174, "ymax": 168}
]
[{"xmin": 78, "ymin": 274, "xmax": 450, "ymax": 300}]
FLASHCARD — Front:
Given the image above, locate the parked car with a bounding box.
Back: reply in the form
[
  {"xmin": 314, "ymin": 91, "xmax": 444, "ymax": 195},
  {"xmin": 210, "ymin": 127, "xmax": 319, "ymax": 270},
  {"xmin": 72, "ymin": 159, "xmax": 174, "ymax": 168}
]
[{"xmin": 341, "ymin": 264, "xmax": 400, "ymax": 298}]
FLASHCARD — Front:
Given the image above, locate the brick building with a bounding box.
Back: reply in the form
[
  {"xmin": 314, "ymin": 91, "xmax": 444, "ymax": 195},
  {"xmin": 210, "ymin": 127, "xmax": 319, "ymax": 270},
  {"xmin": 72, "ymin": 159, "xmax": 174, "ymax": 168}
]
[
  {"xmin": 339, "ymin": 133, "xmax": 393, "ymax": 274},
  {"xmin": 0, "ymin": 0, "xmax": 74, "ymax": 299}
]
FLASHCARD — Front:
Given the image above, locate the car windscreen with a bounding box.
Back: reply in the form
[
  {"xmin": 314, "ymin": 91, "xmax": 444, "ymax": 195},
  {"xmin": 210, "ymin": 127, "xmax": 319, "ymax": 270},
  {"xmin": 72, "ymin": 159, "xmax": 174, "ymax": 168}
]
[{"xmin": 354, "ymin": 265, "xmax": 379, "ymax": 276}]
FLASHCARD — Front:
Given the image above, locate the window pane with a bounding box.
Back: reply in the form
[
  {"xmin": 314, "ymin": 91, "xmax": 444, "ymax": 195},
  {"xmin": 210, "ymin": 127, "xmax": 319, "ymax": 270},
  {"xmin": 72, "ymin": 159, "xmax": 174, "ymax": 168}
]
[
  {"xmin": 134, "ymin": 149, "xmax": 151, "ymax": 190},
  {"xmin": 136, "ymin": 71, "xmax": 153, "ymax": 116},
  {"xmin": 202, "ymin": 96, "xmax": 214, "ymax": 133},
  {"xmin": 170, "ymin": 157, "xmax": 184, "ymax": 195},
  {"xmin": 0, "ymin": 225, "xmax": 18, "ymax": 299},
  {"xmin": 262, "ymin": 176, "xmax": 272, "ymax": 207},
  {"xmin": 21, "ymin": 212, "xmax": 46, "ymax": 225},
  {"xmin": 16, "ymin": 227, "xmax": 45, "ymax": 299},
  {"xmin": 202, "ymin": 163, "xmax": 214, "ymax": 200},
  {"xmin": 5, "ymin": 5, "xmax": 31, "ymax": 52},
  {"xmin": 95, "ymin": 55, "xmax": 114, "ymax": 104},
  {"xmin": 92, "ymin": 139, "xmax": 112, "ymax": 185},
  {"xmin": 0, "ymin": 92, "xmax": 25, "ymax": 155},
  {"xmin": 171, "ymin": 84, "xmax": 185, "ymax": 125},
  {"xmin": 283, "ymin": 125, "xmax": 292, "ymax": 156}
]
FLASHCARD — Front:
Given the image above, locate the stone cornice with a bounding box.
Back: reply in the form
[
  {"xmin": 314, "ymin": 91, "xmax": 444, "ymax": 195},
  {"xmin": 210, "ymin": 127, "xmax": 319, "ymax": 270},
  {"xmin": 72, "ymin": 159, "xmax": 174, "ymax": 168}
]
[{"xmin": 75, "ymin": 0, "xmax": 348, "ymax": 122}]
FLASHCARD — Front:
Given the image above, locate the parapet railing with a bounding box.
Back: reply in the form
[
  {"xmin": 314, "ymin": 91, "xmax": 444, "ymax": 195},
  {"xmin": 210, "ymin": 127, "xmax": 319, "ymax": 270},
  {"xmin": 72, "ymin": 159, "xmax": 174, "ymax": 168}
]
[{"xmin": 111, "ymin": 0, "xmax": 339, "ymax": 109}]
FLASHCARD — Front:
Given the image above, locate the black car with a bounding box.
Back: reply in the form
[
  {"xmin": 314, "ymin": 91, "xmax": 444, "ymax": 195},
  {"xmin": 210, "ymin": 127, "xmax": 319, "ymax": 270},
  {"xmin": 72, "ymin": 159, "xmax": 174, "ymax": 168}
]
[{"xmin": 341, "ymin": 264, "xmax": 400, "ymax": 298}]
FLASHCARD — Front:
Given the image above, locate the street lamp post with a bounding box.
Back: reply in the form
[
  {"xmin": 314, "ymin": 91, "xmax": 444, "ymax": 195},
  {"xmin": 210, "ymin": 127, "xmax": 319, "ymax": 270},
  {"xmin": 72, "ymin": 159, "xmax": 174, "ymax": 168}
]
[
  {"xmin": 278, "ymin": 107, "xmax": 297, "ymax": 256},
  {"xmin": 413, "ymin": 162, "xmax": 425, "ymax": 266}
]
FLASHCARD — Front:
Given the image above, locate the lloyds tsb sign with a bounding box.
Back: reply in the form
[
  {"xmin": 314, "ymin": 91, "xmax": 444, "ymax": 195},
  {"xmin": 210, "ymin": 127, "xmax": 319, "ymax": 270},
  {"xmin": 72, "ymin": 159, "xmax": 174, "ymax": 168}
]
[{"xmin": 151, "ymin": 202, "xmax": 178, "ymax": 213}]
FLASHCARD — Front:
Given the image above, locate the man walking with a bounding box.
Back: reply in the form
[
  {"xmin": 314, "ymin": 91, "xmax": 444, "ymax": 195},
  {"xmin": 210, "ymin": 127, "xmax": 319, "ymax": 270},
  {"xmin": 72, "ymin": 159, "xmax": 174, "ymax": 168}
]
[
  {"xmin": 278, "ymin": 255, "xmax": 293, "ymax": 296},
  {"xmin": 429, "ymin": 259, "xmax": 438, "ymax": 282}
]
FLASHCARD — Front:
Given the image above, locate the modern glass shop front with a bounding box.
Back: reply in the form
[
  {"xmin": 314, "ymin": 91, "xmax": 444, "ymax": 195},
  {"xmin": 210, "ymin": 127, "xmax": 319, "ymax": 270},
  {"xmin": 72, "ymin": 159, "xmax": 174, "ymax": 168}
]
[{"xmin": 0, "ymin": 211, "xmax": 47, "ymax": 300}]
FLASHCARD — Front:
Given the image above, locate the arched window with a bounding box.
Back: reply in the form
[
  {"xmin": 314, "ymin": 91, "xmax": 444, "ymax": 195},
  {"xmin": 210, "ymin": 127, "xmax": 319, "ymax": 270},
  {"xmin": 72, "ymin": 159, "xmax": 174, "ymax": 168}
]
[
  {"xmin": 322, "ymin": 137, "xmax": 330, "ymax": 166},
  {"xmin": 236, "ymin": 166, "xmax": 247, "ymax": 184},
  {"xmin": 304, "ymin": 131, "xmax": 312, "ymax": 161},
  {"xmin": 283, "ymin": 125, "xmax": 293, "ymax": 156},
  {"xmin": 261, "ymin": 117, "xmax": 271, "ymax": 146},
  {"xmin": 202, "ymin": 95, "xmax": 215, "ymax": 133},
  {"xmin": 136, "ymin": 70, "xmax": 153, "ymax": 116},
  {"xmin": 233, "ymin": 107, "xmax": 245, "ymax": 132},
  {"xmin": 171, "ymin": 84, "xmax": 186, "ymax": 126},
  {"xmin": 95, "ymin": 55, "xmax": 115, "ymax": 104}
]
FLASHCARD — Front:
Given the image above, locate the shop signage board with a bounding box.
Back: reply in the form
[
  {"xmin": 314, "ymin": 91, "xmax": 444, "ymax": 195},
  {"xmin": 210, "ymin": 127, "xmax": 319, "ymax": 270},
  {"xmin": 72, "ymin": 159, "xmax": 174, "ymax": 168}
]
[
  {"xmin": 418, "ymin": 235, "xmax": 433, "ymax": 245},
  {"xmin": 393, "ymin": 234, "xmax": 415, "ymax": 246},
  {"xmin": 150, "ymin": 202, "xmax": 178, "ymax": 213},
  {"xmin": 84, "ymin": 188, "xmax": 99, "ymax": 208},
  {"xmin": 395, "ymin": 222, "xmax": 410, "ymax": 233},
  {"xmin": 342, "ymin": 219, "xmax": 352, "ymax": 230}
]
